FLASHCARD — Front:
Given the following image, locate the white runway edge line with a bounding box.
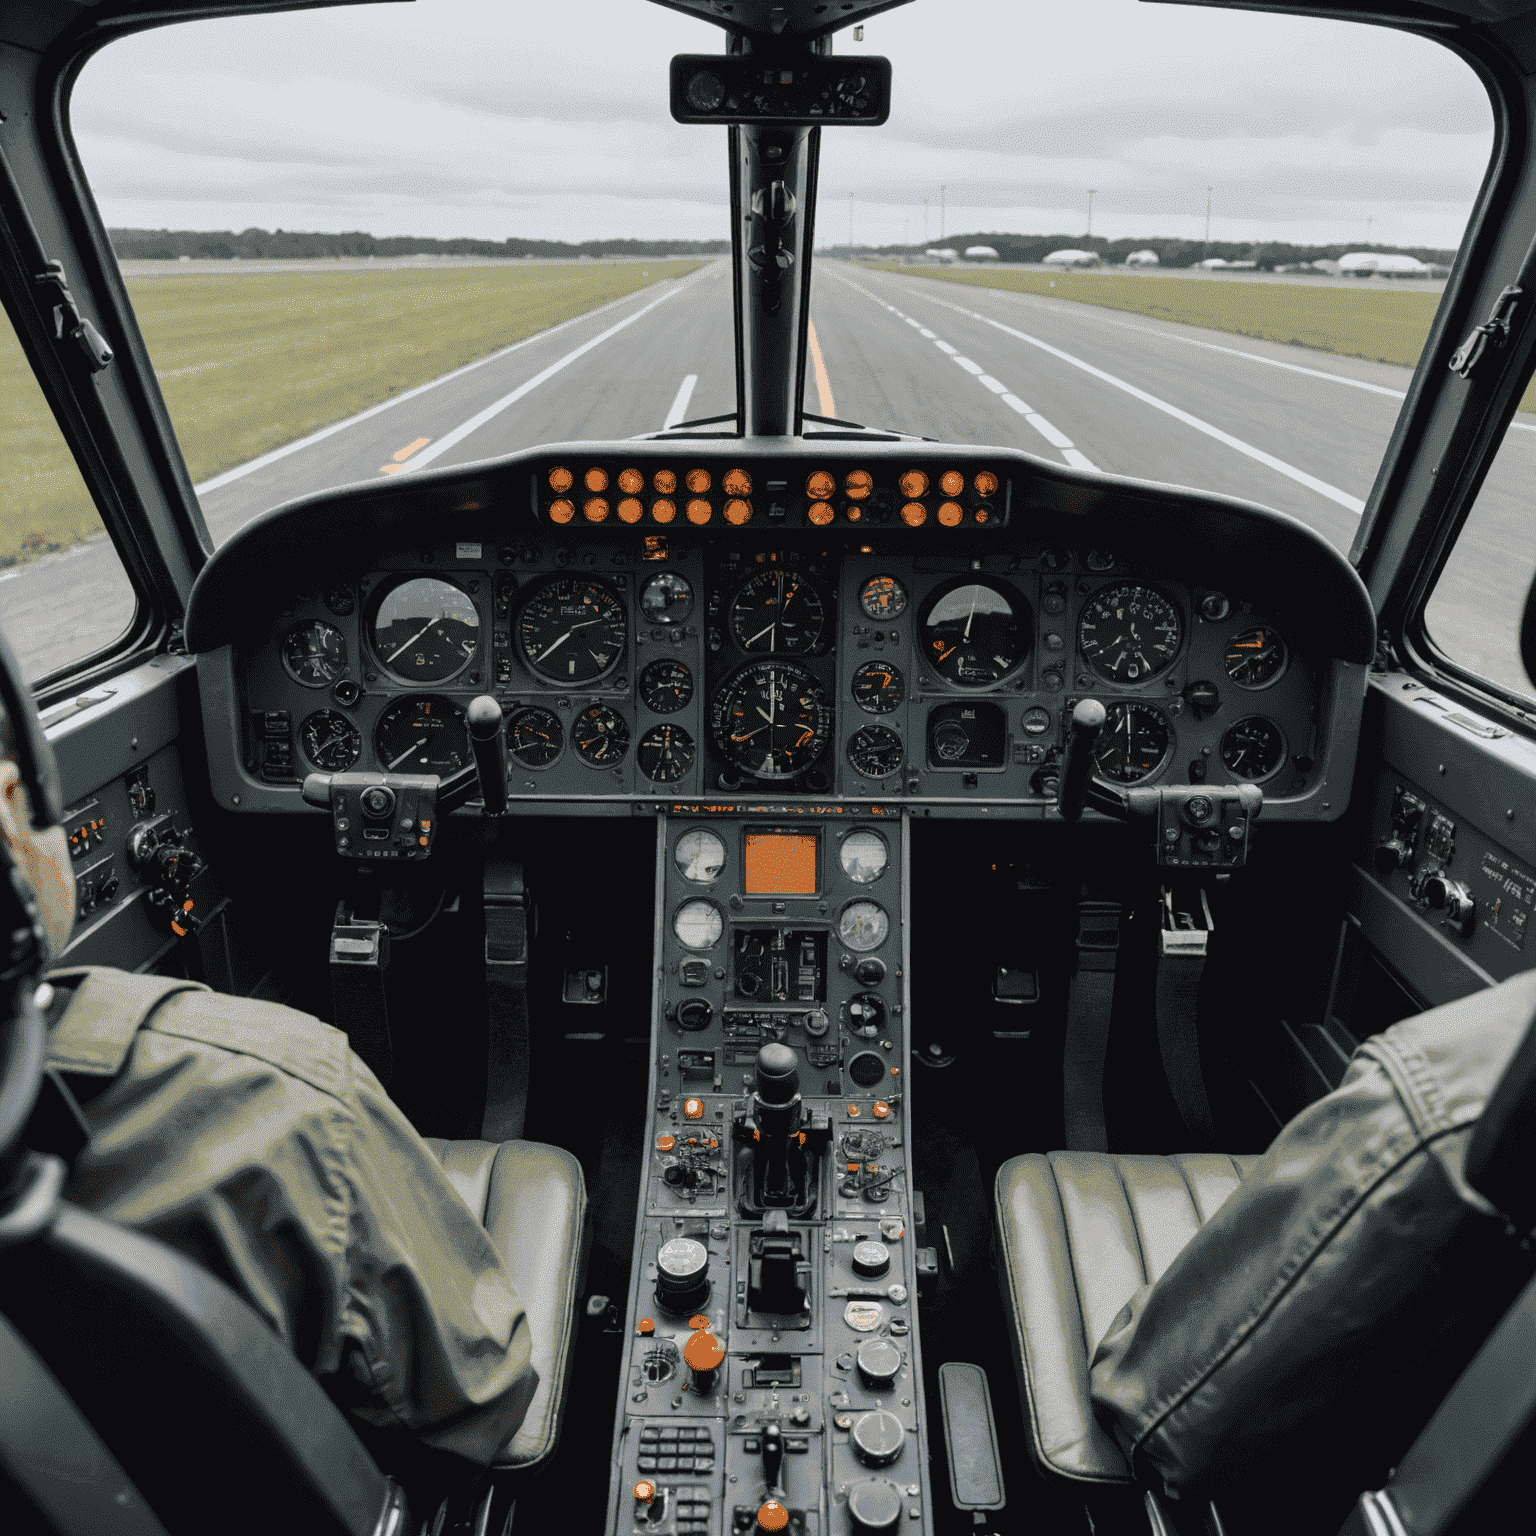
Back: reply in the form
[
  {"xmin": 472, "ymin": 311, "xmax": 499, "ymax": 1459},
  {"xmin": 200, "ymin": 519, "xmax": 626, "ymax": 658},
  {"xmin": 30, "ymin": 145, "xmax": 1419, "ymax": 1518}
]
[
  {"xmin": 193, "ymin": 263, "xmax": 717, "ymax": 494},
  {"xmin": 664, "ymin": 374, "xmax": 699, "ymax": 430}
]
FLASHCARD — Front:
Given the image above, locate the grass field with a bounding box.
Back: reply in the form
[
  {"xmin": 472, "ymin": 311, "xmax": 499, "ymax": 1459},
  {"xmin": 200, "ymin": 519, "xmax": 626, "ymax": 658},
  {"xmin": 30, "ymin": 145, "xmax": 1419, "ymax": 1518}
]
[{"xmin": 0, "ymin": 260, "xmax": 703, "ymax": 567}]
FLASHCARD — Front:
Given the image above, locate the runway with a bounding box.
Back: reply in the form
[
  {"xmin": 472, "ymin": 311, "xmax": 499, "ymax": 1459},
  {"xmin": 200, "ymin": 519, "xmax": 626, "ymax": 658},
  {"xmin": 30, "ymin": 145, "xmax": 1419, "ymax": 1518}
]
[{"xmin": 7, "ymin": 259, "xmax": 1531, "ymax": 697}]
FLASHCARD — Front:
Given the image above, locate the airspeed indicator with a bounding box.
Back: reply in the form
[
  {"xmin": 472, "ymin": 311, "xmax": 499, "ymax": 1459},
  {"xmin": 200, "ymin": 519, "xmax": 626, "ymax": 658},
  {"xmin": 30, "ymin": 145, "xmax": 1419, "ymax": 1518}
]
[{"xmin": 517, "ymin": 576, "xmax": 627, "ymax": 683}]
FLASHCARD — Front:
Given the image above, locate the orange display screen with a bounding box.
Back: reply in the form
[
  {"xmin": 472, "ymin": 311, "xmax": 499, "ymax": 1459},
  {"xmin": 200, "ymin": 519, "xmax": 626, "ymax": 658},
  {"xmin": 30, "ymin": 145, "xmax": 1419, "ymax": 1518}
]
[{"xmin": 743, "ymin": 832, "xmax": 818, "ymax": 895}]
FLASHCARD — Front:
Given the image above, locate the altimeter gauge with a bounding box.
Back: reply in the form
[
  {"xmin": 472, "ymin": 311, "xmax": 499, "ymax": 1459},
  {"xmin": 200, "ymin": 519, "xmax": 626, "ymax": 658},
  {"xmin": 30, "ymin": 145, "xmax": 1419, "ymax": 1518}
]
[
  {"xmin": 1078, "ymin": 584, "xmax": 1182, "ymax": 684},
  {"xmin": 517, "ymin": 576, "xmax": 627, "ymax": 684}
]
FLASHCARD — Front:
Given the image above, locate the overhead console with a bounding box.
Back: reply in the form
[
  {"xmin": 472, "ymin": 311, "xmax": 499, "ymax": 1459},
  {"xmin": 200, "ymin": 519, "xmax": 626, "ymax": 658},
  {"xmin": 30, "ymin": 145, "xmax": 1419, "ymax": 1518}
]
[{"xmin": 185, "ymin": 440, "xmax": 1375, "ymax": 824}]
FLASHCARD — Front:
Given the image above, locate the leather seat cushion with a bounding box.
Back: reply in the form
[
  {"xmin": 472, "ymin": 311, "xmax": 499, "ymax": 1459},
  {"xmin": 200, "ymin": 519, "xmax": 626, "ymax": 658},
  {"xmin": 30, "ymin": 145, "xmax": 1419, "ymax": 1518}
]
[
  {"xmin": 994, "ymin": 1150, "xmax": 1259, "ymax": 1484},
  {"xmin": 427, "ymin": 1138, "xmax": 590, "ymax": 1470}
]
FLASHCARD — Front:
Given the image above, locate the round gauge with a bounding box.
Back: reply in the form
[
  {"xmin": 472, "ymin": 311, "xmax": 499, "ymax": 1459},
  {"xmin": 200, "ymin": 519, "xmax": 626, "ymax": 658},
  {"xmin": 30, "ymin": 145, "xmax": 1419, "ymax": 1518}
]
[
  {"xmin": 1224, "ymin": 626, "xmax": 1288, "ymax": 689},
  {"xmin": 640, "ymin": 658, "xmax": 694, "ymax": 714},
  {"xmin": 517, "ymin": 576, "xmax": 627, "ymax": 684},
  {"xmin": 860, "ymin": 576, "xmax": 908, "ymax": 621},
  {"xmin": 919, "ymin": 579, "xmax": 1032, "ymax": 688},
  {"xmin": 637, "ymin": 723, "xmax": 695, "ymax": 784},
  {"xmin": 282, "ymin": 621, "xmax": 348, "ymax": 688},
  {"xmin": 370, "ymin": 578, "xmax": 480, "ymax": 684},
  {"xmin": 848, "ymin": 725, "xmax": 903, "ymax": 780},
  {"xmin": 1079, "ymin": 585, "xmax": 1183, "ymax": 685},
  {"xmin": 851, "ymin": 661, "xmax": 905, "ymax": 715},
  {"xmin": 299, "ymin": 709, "xmax": 360, "ymax": 770},
  {"xmin": 674, "ymin": 899, "xmax": 724, "ymax": 950},
  {"xmin": 572, "ymin": 704, "xmax": 630, "ymax": 766},
  {"xmin": 713, "ymin": 662, "xmax": 831, "ymax": 780},
  {"xmin": 838, "ymin": 900, "xmax": 889, "ymax": 953},
  {"xmin": 846, "ymin": 993, "xmax": 886, "ymax": 1036},
  {"xmin": 1221, "ymin": 716, "xmax": 1286, "ymax": 781},
  {"xmin": 374, "ymin": 696, "xmax": 468, "ymax": 773},
  {"xmin": 675, "ymin": 829, "xmax": 726, "ymax": 883},
  {"xmin": 640, "ymin": 571, "xmax": 694, "ymax": 627},
  {"xmin": 1093, "ymin": 702, "xmax": 1172, "ymax": 784},
  {"xmin": 730, "ymin": 568, "xmax": 826, "ymax": 653},
  {"xmin": 508, "ymin": 706, "xmax": 563, "ymax": 768},
  {"xmin": 839, "ymin": 829, "xmax": 889, "ymax": 884}
]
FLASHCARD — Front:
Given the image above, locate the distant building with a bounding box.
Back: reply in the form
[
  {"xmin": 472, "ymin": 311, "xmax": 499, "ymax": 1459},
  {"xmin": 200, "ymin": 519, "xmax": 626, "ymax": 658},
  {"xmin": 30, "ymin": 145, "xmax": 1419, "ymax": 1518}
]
[
  {"xmin": 963, "ymin": 245, "xmax": 1000, "ymax": 260},
  {"xmin": 1198, "ymin": 257, "xmax": 1229, "ymax": 269},
  {"xmin": 925, "ymin": 247, "xmax": 959, "ymax": 262},
  {"xmin": 1339, "ymin": 251, "xmax": 1431, "ymax": 277},
  {"xmin": 1124, "ymin": 249, "xmax": 1159, "ymax": 266},
  {"xmin": 1043, "ymin": 248, "xmax": 1098, "ymax": 267}
]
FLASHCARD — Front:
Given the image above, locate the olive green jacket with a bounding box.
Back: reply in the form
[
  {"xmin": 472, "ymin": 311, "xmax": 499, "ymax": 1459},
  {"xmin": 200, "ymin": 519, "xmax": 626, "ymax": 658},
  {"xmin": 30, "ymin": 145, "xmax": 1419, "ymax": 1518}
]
[{"xmin": 44, "ymin": 966, "xmax": 537, "ymax": 1465}]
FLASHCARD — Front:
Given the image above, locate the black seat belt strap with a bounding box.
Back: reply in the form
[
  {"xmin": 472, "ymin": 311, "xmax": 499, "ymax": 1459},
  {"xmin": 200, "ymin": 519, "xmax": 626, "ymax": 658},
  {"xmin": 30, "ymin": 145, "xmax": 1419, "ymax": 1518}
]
[
  {"xmin": 482, "ymin": 858, "xmax": 530, "ymax": 1143},
  {"xmin": 1156, "ymin": 884, "xmax": 1216, "ymax": 1149},
  {"xmin": 1063, "ymin": 900, "xmax": 1121, "ymax": 1152},
  {"xmin": 329, "ymin": 902, "xmax": 393, "ymax": 1088}
]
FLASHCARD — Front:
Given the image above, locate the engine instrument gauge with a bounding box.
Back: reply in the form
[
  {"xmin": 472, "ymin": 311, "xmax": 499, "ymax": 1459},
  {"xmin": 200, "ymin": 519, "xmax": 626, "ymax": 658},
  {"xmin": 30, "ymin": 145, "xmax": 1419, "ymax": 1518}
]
[
  {"xmin": 729, "ymin": 568, "xmax": 826, "ymax": 653},
  {"xmin": 370, "ymin": 578, "xmax": 480, "ymax": 684},
  {"xmin": 572, "ymin": 704, "xmax": 630, "ymax": 766},
  {"xmin": 1079, "ymin": 585, "xmax": 1182, "ymax": 684},
  {"xmin": 1224, "ymin": 626, "xmax": 1288, "ymax": 689},
  {"xmin": 838, "ymin": 900, "xmax": 889, "ymax": 952},
  {"xmin": 282, "ymin": 621, "xmax": 348, "ymax": 688},
  {"xmin": 1092, "ymin": 702, "xmax": 1172, "ymax": 784},
  {"xmin": 517, "ymin": 576, "xmax": 627, "ymax": 684},
  {"xmin": 373, "ymin": 696, "xmax": 468, "ymax": 773},
  {"xmin": 640, "ymin": 571, "xmax": 694, "ymax": 626},
  {"xmin": 674, "ymin": 899, "xmax": 724, "ymax": 950},
  {"xmin": 639, "ymin": 658, "xmax": 693, "ymax": 714},
  {"xmin": 508, "ymin": 706, "xmax": 563, "ymax": 767},
  {"xmin": 1221, "ymin": 716, "xmax": 1286, "ymax": 781},
  {"xmin": 712, "ymin": 661, "xmax": 831, "ymax": 780},
  {"xmin": 839, "ymin": 829, "xmax": 889, "ymax": 883},
  {"xmin": 846, "ymin": 993, "xmax": 886, "ymax": 1036},
  {"xmin": 851, "ymin": 661, "xmax": 904, "ymax": 714},
  {"xmin": 299, "ymin": 709, "xmax": 361, "ymax": 770},
  {"xmin": 859, "ymin": 576, "xmax": 908, "ymax": 620},
  {"xmin": 637, "ymin": 723, "xmax": 695, "ymax": 783},
  {"xmin": 919, "ymin": 579, "xmax": 1031, "ymax": 687},
  {"xmin": 847, "ymin": 725, "xmax": 903, "ymax": 780},
  {"xmin": 675, "ymin": 829, "xmax": 726, "ymax": 883}
]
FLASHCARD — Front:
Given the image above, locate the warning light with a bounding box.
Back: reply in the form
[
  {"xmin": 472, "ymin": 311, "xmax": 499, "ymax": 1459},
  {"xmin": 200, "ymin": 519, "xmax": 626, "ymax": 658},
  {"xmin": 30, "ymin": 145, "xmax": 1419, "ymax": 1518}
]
[
  {"xmin": 974, "ymin": 469, "xmax": 999, "ymax": 496},
  {"xmin": 898, "ymin": 469, "xmax": 929, "ymax": 498},
  {"xmin": 846, "ymin": 505, "xmax": 862, "ymax": 522},
  {"xmin": 723, "ymin": 467, "xmax": 752, "ymax": 496},
  {"xmin": 939, "ymin": 469, "xmax": 965, "ymax": 496},
  {"xmin": 617, "ymin": 497, "xmax": 644, "ymax": 523},
  {"xmin": 845, "ymin": 469, "xmax": 873, "ymax": 500},
  {"xmin": 808, "ymin": 501, "xmax": 835, "ymax": 526},
  {"xmin": 684, "ymin": 1097, "xmax": 704, "ymax": 1118},
  {"xmin": 549, "ymin": 499, "xmax": 575, "ymax": 524},
  {"xmin": 635, "ymin": 1481, "xmax": 656, "ymax": 1504},
  {"xmin": 548, "ymin": 466, "xmax": 574, "ymax": 493},
  {"xmin": 900, "ymin": 501, "xmax": 928, "ymax": 527},
  {"xmin": 583, "ymin": 496, "xmax": 611, "ymax": 523},
  {"xmin": 686, "ymin": 498, "xmax": 713, "ymax": 525},
  {"xmin": 653, "ymin": 468, "xmax": 678, "ymax": 494},
  {"xmin": 686, "ymin": 467, "xmax": 712, "ymax": 493},
  {"xmin": 806, "ymin": 469, "xmax": 836, "ymax": 500},
  {"xmin": 584, "ymin": 467, "xmax": 609, "ymax": 493},
  {"xmin": 937, "ymin": 501, "xmax": 963, "ymax": 527},
  {"xmin": 975, "ymin": 506, "xmax": 991, "ymax": 524},
  {"xmin": 657, "ymin": 1133, "xmax": 676, "ymax": 1150},
  {"xmin": 652, "ymin": 498, "xmax": 677, "ymax": 524},
  {"xmin": 618, "ymin": 466, "xmax": 644, "ymax": 494},
  {"xmin": 724, "ymin": 497, "xmax": 753, "ymax": 526}
]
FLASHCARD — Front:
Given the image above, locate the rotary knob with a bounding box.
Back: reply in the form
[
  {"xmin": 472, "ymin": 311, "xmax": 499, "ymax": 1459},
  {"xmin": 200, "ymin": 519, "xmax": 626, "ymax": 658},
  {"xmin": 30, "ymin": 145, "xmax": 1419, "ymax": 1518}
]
[
  {"xmin": 852, "ymin": 1240, "xmax": 890, "ymax": 1279},
  {"xmin": 655, "ymin": 1236, "xmax": 710, "ymax": 1315},
  {"xmin": 856, "ymin": 1337, "xmax": 902, "ymax": 1391},
  {"xmin": 850, "ymin": 1409, "xmax": 905, "ymax": 1468},
  {"xmin": 847, "ymin": 1479, "xmax": 902, "ymax": 1535},
  {"xmin": 677, "ymin": 998, "xmax": 714, "ymax": 1031}
]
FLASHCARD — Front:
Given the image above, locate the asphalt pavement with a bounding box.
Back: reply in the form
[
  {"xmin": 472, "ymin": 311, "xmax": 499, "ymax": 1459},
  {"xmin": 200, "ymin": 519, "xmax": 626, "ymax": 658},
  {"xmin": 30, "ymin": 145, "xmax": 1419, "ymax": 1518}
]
[{"xmin": 5, "ymin": 258, "xmax": 1531, "ymax": 698}]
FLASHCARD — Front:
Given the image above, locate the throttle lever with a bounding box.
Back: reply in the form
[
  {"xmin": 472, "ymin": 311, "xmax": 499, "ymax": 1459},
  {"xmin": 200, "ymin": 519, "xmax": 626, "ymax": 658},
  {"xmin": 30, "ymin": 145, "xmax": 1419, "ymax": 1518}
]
[
  {"xmin": 762, "ymin": 1421, "xmax": 785, "ymax": 1495},
  {"xmin": 1057, "ymin": 698, "xmax": 1106, "ymax": 822},
  {"xmin": 467, "ymin": 695, "xmax": 508, "ymax": 816}
]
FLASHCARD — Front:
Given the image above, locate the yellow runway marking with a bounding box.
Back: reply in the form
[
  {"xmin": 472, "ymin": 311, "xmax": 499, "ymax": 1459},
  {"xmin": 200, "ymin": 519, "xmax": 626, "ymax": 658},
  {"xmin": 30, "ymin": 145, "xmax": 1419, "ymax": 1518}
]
[
  {"xmin": 380, "ymin": 436, "xmax": 432, "ymax": 474},
  {"xmin": 807, "ymin": 321, "xmax": 835, "ymax": 418}
]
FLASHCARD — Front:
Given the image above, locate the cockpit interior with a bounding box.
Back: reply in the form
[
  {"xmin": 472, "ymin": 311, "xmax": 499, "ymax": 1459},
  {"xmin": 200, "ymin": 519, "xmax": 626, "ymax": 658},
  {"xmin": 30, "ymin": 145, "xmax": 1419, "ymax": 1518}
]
[{"xmin": 3, "ymin": 2, "xmax": 1536, "ymax": 1535}]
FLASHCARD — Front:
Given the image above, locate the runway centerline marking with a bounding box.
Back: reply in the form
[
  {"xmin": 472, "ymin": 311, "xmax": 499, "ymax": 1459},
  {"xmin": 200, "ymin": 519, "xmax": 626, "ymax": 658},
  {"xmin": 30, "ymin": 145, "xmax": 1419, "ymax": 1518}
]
[
  {"xmin": 808, "ymin": 321, "xmax": 837, "ymax": 418},
  {"xmin": 664, "ymin": 374, "xmax": 699, "ymax": 429}
]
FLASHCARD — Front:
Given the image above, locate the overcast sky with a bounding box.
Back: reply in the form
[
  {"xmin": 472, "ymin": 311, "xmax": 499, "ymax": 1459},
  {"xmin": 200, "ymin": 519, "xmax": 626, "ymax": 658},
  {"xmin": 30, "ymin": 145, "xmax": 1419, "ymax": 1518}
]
[{"xmin": 72, "ymin": 0, "xmax": 1494, "ymax": 251}]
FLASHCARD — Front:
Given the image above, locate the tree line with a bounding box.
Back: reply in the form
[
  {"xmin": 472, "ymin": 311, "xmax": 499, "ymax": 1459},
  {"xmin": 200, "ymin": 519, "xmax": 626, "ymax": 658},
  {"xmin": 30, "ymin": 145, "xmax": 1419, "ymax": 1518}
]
[{"xmin": 108, "ymin": 228, "xmax": 731, "ymax": 261}]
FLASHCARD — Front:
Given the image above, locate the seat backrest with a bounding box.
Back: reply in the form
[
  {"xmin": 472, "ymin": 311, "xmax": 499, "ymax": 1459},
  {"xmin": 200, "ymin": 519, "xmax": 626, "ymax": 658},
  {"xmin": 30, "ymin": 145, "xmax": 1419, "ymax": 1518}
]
[{"xmin": 0, "ymin": 1197, "xmax": 401, "ymax": 1536}]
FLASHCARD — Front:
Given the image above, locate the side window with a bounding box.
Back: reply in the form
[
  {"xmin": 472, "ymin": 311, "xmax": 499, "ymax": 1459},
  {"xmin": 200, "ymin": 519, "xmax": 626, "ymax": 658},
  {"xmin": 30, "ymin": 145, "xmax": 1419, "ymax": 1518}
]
[
  {"xmin": 0, "ymin": 313, "xmax": 139, "ymax": 683},
  {"xmin": 1422, "ymin": 380, "xmax": 1536, "ymax": 701}
]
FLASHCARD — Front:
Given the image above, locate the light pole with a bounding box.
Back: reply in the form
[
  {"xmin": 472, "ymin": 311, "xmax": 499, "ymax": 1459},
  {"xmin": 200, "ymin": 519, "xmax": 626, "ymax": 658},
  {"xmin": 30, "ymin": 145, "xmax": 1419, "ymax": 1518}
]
[
  {"xmin": 1086, "ymin": 188, "xmax": 1097, "ymax": 239},
  {"xmin": 940, "ymin": 184, "xmax": 946, "ymax": 241}
]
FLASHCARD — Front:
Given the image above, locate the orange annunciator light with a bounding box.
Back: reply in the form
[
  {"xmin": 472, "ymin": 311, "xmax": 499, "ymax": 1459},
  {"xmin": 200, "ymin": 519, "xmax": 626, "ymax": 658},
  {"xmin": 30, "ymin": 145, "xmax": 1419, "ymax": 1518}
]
[
  {"xmin": 900, "ymin": 501, "xmax": 928, "ymax": 527},
  {"xmin": 584, "ymin": 466, "xmax": 609, "ymax": 493},
  {"xmin": 686, "ymin": 498, "xmax": 713, "ymax": 526},
  {"xmin": 806, "ymin": 469, "xmax": 835, "ymax": 500},
  {"xmin": 723, "ymin": 467, "xmax": 752, "ymax": 496},
  {"xmin": 744, "ymin": 831, "xmax": 818, "ymax": 894},
  {"xmin": 898, "ymin": 468, "xmax": 929, "ymax": 498},
  {"xmin": 653, "ymin": 468, "xmax": 678, "ymax": 494},
  {"xmin": 634, "ymin": 1481, "xmax": 656, "ymax": 1505},
  {"xmin": 974, "ymin": 469, "xmax": 999, "ymax": 496},
  {"xmin": 548, "ymin": 466, "xmax": 574, "ymax": 493},
  {"xmin": 549, "ymin": 499, "xmax": 576, "ymax": 524},
  {"xmin": 724, "ymin": 497, "xmax": 753, "ymax": 526},
  {"xmin": 975, "ymin": 507, "xmax": 991, "ymax": 524},
  {"xmin": 618, "ymin": 466, "xmax": 644, "ymax": 494},
  {"xmin": 583, "ymin": 497, "xmax": 611, "ymax": 523},
  {"xmin": 937, "ymin": 500, "xmax": 963, "ymax": 527},
  {"xmin": 845, "ymin": 505, "xmax": 862, "ymax": 522},
  {"xmin": 651, "ymin": 498, "xmax": 677, "ymax": 524},
  {"xmin": 807, "ymin": 501, "xmax": 835, "ymax": 527},
  {"xmin": 686, "ymin": 466, "xmax": 712, "ymax": 493},
  {"xmin": 939, "ymin": 468, "xmax": 965, "ymax": 496},
  {"xmin": 844, "ymin": 469, "xmax": 873, "ymax": 500},
  {"xmin": 617, "ymin": 497, "xmax": 644, "ymax": 524}
]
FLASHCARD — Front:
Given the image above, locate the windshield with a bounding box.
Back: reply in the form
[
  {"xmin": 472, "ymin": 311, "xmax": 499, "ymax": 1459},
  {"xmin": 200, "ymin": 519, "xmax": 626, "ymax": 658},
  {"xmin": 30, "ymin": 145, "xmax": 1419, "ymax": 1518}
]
[{"xmin": 66, "ymin": 0, "xmax": 1491, "ymax": 562}]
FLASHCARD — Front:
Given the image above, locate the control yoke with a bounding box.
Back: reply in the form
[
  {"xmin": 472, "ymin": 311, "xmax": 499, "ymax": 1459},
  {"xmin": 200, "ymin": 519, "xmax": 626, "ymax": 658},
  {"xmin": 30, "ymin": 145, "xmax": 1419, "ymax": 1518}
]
[
  {"xmin": 467, "ymin": 695, "xmax": 509, "ymax": 816},
  {"xmin": 1056, "ymin": 699, "xmax": 1264, "ymax": 868}
]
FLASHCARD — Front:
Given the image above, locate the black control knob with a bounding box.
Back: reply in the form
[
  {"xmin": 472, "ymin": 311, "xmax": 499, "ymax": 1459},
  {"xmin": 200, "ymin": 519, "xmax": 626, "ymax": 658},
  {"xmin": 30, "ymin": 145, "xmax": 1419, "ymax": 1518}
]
[
  {"xmin": 1424, "ymin": 875, "xmax": 1476, "ymax": 938},
  {"xmin": 359, "ymin": 784, "xmax": 395, "ymax": 819},
  {"xmin": 851, "ymin": 1410, "xmax": 905, "ymax": 1468},
  {"xmin": 756, "ymin": 1043, "xmax": 799, "ymax": 1106},
  {"xmin": 855, "ymin": 1337, "xmax": 902, "ymax": 1391},
  {"xmin": 1057, "ymin": 698, "xmax": 1106, "ymax": 823},
  {"xmin": 847, "ymin": 1480, "xmax": 902, "ymax": 1535},
  {"xmin": 854, "ymin": 957, "xmax": 886, "ymax": 986},
  {"xmin": 851, "ymin": 1240, "xmax": 890, "ymax": 1279},
  {"xmin": 677, "ymin": 999, "xmax": 714, "ymax": 1032},
  {"xmin": 803, "ymin": 1008, "xmax": 830, "ymax": 1038},
  {"xmin": 655, "ymin": 1236, "xmax": 710, "ymax": 1315},
  {"xmin": 1374, "ymin": 837, "xmax": 1414, "ymax": 876}
]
